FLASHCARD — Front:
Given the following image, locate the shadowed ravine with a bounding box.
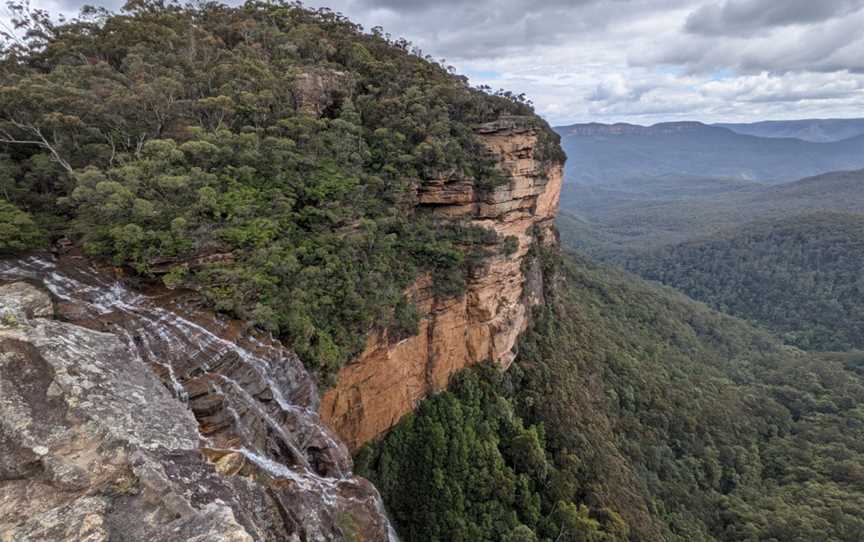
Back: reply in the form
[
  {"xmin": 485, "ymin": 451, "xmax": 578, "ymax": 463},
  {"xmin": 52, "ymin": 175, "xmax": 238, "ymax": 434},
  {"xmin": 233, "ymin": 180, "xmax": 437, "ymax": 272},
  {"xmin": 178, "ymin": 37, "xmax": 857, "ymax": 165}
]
[{"xmin": 0, "ymin": 254, "xmax": 398, "ymax": 541}]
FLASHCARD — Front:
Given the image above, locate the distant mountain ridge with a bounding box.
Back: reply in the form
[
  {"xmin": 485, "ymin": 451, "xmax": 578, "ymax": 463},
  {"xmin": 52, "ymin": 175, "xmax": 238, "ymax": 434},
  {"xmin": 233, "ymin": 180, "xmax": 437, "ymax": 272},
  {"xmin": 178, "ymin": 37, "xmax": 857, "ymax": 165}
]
[
  {"xmin": 558, "ymin": 118, "xmax": 864, "ymax": 142},
  {"xmin": 554, "ymin": 121, "xmax": 864, "ymax": 185},
  {"xmin": 559, "ymin": 121, "xmax": 722, "ymax": 137},
  {"xmin": 716, "ymin": 117, "xmax": 864, "ymax": 142}
]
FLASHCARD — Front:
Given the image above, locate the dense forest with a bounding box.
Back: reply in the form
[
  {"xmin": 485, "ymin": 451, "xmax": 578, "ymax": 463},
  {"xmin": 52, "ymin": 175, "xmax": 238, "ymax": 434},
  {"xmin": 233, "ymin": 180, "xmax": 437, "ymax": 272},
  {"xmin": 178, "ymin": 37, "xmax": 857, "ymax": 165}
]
[
  {"xmin": 624, "ymin": 212, "xmax": 864, "ymax": 351},
  {"xmin": 0, "ymin": 0, "xmax": 561, "ymax": 376},
  {"xmin": 358, "ymin": 249, "xmax": 864, "ymax": 541},
  {"xmin": 557, "ymin": 169, "xmax": 864, "ymax": 257}
]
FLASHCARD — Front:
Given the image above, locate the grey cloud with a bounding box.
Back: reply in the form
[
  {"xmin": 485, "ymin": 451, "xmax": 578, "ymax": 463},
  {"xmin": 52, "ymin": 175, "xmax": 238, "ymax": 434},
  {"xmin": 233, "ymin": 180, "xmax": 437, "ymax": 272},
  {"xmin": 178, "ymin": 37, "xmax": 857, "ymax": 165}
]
[
  {"xmin": 685, "ymin": 0, "xmax": 864, "ymax": 36},
  {"xmin": 588, "ymin": 78, "xmax": 653, "ymax": 103},
  {"xmin": 636, "ymin": 9, "xmax": 864, "ymax": 75},
  {"xmin": 14, "ymin": 0, "xmax": 864, "ymax": 124},
  {"xmin": 322, "ymin": 0, "xmax": 681, "ymax": 60},
  {"xmin": 357, "ymin": 0, "xmax": 600, "ymax": 13},
  {"xmin": 703, "ymin": 75, "xmax": 864, "ymax": 103}
]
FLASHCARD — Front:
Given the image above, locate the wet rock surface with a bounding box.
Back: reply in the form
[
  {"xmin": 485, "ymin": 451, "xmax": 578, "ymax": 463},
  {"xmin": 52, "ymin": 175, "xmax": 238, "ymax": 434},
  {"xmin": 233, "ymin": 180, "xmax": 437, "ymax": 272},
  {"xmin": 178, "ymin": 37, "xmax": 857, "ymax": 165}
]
[{"xmin": 0, "ymin": 256, "xmax": 396, "ymax": 541}]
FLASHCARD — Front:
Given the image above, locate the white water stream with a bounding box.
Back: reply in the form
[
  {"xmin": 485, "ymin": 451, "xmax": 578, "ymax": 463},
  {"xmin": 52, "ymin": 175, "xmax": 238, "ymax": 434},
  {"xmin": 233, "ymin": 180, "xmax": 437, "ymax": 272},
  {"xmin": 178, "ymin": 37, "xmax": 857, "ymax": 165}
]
[{"xmin": 0, "ymin": 254, "xmax": 398, "ymax": 541}]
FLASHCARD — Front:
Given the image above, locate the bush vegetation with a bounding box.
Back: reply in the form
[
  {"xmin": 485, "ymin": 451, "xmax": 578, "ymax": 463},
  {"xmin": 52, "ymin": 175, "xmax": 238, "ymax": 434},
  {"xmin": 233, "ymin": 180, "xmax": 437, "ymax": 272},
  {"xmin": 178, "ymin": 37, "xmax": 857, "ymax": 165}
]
[
  {"xmin": 0, "ymin": 0, "xmax": 561, "ymax": 374},
  {"xmin": 359, "ymin": 249, "xmax": 864, "ymax": 541},
  {"xmin": 624, "ymin": 211, "xmax": 864, "ymax": 351},
  {"xmin": 0, "ymin": 198, "xmax": 43, "ymax": 253}
]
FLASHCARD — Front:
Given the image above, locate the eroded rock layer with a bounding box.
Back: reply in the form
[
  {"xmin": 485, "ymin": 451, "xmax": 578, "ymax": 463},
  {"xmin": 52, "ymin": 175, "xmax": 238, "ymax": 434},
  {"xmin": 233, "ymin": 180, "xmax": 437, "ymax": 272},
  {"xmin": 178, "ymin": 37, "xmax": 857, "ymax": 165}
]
[
  {"xmin": 321, "ymin": 117, "xmax": 564, "ymax": 450},
  {"xmin": 0, "ymin": 257, "xmax": 395, "ymax": 542}
]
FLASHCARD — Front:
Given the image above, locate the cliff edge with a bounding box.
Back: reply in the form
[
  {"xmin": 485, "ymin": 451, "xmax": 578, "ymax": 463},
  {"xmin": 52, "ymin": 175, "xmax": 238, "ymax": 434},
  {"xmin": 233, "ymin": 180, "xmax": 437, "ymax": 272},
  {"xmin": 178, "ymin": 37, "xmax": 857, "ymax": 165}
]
[{"xmin": 321, "ymin": 116, "xmax": 564, "ymax": 450}]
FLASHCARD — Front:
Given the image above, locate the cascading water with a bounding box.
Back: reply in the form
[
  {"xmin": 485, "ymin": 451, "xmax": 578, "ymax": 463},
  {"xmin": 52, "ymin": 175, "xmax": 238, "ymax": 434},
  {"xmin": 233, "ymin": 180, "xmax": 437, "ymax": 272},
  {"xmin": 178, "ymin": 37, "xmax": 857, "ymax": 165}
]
[{"xmin": 0, "ymin": 254, "xmax": 399, "ymax": 541}]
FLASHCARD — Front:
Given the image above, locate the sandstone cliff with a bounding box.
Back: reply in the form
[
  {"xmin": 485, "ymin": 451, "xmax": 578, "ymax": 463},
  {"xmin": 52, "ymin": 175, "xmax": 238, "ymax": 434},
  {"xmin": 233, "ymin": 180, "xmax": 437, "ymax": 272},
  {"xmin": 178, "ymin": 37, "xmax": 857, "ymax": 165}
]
[{"xmin": 321, "ymin": 116, "xmax": 564, "ymax": 450}]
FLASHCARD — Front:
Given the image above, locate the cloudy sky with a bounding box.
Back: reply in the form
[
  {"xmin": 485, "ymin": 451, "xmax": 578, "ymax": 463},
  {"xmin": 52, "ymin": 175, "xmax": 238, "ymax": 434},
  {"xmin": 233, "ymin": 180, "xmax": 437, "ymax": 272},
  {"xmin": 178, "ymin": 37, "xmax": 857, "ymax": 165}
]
[{"xmin": 8, "ymin": 0, "xmax": 864, "ymax": 125}]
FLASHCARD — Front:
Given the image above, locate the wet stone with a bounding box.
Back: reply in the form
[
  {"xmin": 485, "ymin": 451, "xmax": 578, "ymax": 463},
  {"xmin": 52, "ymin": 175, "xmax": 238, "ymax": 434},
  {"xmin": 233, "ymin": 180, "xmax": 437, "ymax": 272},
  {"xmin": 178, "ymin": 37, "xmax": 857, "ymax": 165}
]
[{"xmin": 0, "ymin": 255, "xmax": 396, "ymax": 541}]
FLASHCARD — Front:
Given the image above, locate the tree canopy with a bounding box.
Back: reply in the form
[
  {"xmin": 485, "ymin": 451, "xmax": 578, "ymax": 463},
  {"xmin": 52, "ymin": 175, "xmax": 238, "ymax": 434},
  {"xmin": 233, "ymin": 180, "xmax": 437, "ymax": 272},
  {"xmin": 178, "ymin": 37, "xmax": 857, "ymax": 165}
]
[
  {"xmin": 624, "ymin": 211, "xmax": 864, "ymax": 351},
  {"xmin": 359, "ymin": 249, "xmax": 864, "ymax": 541},
  {"xmin": 0, "ymin": 0, "xmax": 561, "ymax": 374}
]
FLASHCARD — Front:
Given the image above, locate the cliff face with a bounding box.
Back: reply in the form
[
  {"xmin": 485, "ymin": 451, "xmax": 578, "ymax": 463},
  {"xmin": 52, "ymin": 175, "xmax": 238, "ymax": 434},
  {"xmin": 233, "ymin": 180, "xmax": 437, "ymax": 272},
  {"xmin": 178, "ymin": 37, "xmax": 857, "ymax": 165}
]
[{"xmin": 321, "ymin": 117, "xmax": 564, "ymax": 450}]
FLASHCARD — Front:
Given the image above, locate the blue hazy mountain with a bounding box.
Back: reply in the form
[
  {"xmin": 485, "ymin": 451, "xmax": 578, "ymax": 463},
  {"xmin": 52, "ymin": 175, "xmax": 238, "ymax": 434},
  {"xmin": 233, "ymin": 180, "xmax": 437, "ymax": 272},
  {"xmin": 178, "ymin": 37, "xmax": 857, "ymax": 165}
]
[
  {"xmin": 715, "ymin": 118, "xmax": 864, "ymax": 143},
  {"xmin": 555, "ymin": 121, "xmax": 864, "ymax": 185}
]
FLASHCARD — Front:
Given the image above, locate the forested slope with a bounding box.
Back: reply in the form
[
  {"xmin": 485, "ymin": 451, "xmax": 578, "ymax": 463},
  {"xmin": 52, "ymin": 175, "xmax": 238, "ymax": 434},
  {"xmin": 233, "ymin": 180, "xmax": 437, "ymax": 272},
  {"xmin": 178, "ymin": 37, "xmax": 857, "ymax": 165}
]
[
  {"xmin": 0, "ymin": 0, "xmax": 561, "ymax": 376},
  {"xmin": 623, "ymin": 212, "xmax": 864, "ymax": 351},
  {"xmin": 358, "ymin": 251, "xmax": 864, "ymax": 542},
  {"xmin": 558, "ymin": 169, "xmax": 864, "ymax": 257}
]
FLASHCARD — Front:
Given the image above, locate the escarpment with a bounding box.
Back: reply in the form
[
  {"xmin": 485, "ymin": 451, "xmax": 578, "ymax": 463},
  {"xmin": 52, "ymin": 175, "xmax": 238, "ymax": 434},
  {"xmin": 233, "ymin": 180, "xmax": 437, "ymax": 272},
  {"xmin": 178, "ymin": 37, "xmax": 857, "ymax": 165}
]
[
  {"xmin": 0, "ymin": 258, "xmax": 396, "ymax": 541},
  {"xmin": 0, "ymin": 2, "xmax": 569, "ymax": 534},
  {"xmin": 321, "ymin": 116, "xmax": 564, "ymax": 450}
]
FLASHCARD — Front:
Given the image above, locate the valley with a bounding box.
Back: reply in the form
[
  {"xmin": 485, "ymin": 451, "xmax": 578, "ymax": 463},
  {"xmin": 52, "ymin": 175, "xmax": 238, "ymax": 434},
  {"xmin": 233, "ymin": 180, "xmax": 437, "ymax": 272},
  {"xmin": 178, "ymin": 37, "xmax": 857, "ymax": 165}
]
[
  {"xmin": 555, "ymin": 123, "xmax": 864, "ymax": 358},
  {"xmin": 558, "ymin": 168, "xmax": 864, "ymax": 257},
  {"xmin": 557, "ymin": 121, "xmax": 864, "ymax": 186}
]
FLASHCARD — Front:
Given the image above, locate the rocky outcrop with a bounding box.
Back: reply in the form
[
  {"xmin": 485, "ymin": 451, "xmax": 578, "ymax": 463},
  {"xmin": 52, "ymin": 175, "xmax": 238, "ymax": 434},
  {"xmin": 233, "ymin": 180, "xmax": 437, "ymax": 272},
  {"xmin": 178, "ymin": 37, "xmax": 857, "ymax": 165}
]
[
  {"xmin": 0, "ymin": 258, "xmax": 395, "ymax": 541},
  {"xmin": 293, "ymin": 69, "xmax": 353, "ymax": 117},
  {"xmin": 321, "ymin": 116, "xmax": 564, "ymax": 450}
]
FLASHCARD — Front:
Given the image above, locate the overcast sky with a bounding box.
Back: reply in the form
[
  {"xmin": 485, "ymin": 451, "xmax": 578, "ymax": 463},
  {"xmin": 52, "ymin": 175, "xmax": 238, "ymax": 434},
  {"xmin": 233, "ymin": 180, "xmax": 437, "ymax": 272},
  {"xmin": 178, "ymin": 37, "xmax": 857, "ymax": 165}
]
[{"xmin": 8, "ymin": 0, "xmax": 864, "ymax": 125}]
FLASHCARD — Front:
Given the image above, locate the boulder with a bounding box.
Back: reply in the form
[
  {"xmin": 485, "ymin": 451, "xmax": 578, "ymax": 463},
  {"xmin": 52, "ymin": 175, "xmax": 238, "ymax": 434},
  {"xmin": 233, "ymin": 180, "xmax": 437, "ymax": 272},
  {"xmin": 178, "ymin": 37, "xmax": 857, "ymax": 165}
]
[{"xmin": 0, "ymin": 281, "xmax": 53, "ymax": 323}]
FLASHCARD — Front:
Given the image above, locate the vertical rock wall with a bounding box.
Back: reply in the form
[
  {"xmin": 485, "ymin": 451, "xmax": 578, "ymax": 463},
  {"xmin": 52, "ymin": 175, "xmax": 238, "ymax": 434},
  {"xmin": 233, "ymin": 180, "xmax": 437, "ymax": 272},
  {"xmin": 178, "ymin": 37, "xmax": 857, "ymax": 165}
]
[{"xmin": 321, "ymin": 117, "xmax": 563, "ymax": 450}]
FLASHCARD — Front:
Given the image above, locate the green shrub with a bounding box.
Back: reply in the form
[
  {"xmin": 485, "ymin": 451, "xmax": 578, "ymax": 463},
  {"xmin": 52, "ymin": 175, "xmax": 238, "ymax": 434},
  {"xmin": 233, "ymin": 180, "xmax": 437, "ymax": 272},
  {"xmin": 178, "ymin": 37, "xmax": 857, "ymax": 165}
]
[{"xmin": 0, "ymin": 199, "xmax": 44, "ymax": 254}]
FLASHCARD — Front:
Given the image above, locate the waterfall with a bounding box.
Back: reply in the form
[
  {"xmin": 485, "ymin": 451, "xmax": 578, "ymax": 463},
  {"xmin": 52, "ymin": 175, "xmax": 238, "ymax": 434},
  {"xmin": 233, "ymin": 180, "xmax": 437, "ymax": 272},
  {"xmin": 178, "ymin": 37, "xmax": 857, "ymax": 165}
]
[{"xmin": 0, "ymin": 254, "xmax": 399, "ymax": 541}]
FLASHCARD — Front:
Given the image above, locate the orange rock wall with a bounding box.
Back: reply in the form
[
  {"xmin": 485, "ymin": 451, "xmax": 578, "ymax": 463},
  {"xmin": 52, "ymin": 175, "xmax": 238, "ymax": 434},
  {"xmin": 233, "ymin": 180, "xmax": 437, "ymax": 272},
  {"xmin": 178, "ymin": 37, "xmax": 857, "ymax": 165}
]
[{"xmin": 320, "ymin": 119, "xmax": 563, "ymax": 450}]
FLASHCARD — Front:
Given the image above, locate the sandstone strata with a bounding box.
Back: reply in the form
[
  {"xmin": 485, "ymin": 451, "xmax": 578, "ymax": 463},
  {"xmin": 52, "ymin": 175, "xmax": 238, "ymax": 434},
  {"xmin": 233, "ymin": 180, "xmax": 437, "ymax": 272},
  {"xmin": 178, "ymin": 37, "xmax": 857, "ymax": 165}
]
[
  {"xmin": 0, "ymin": 259, "xmax": 395, "ymax": 542},
  {"xmin": 321, "ymin": 116, "xmax": 563, "ymax": 450},
  {"xmin": 293, "ymin": 68, "xmax": 353, "ymax": 117}
]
